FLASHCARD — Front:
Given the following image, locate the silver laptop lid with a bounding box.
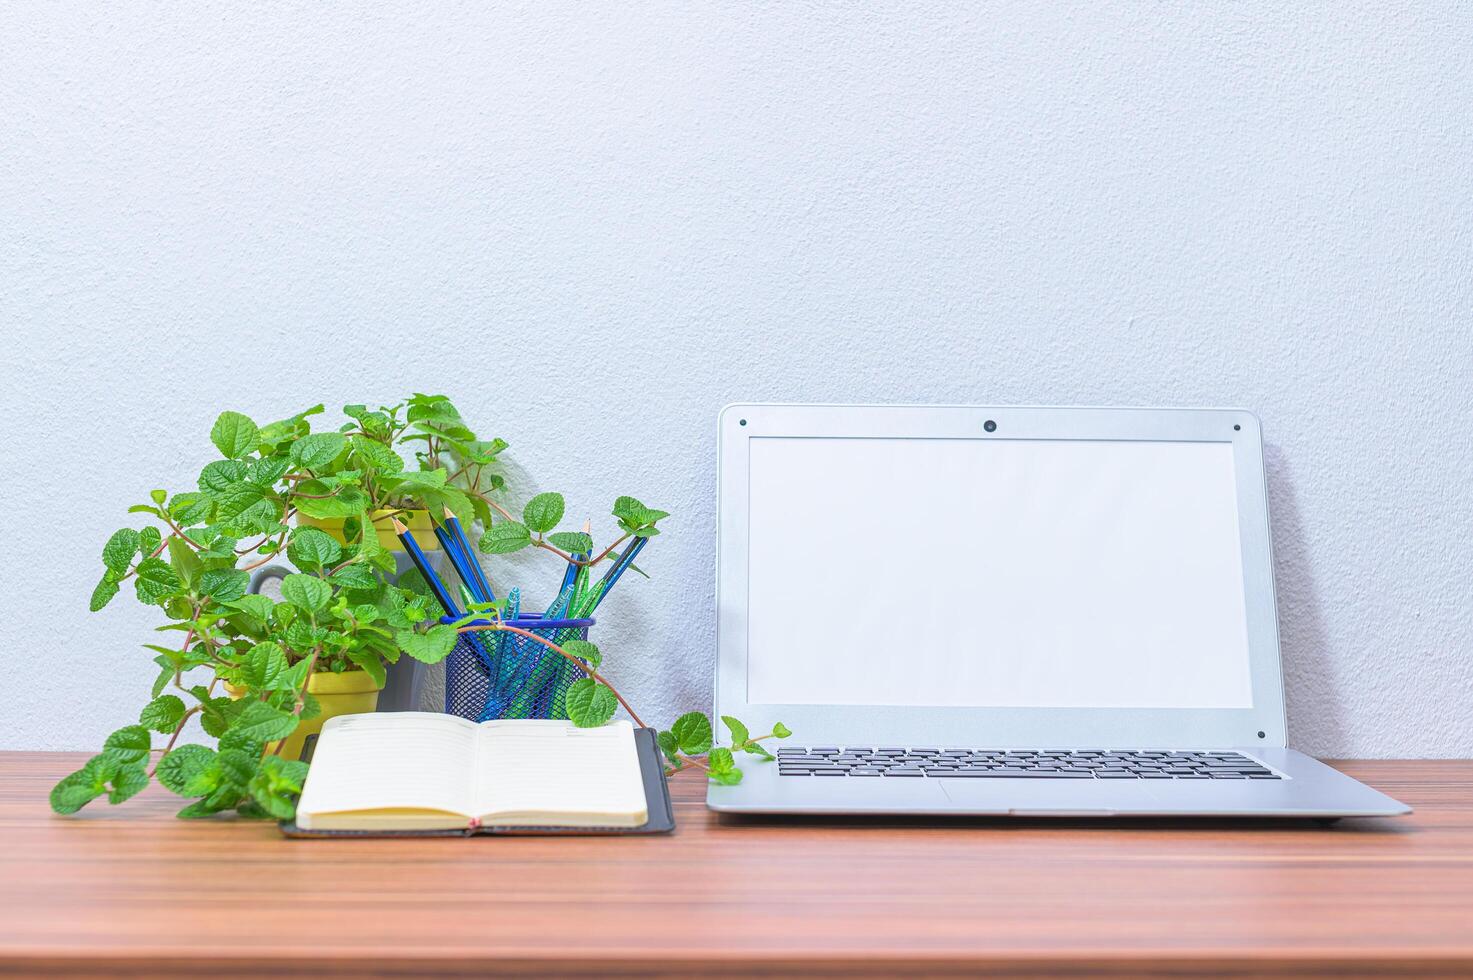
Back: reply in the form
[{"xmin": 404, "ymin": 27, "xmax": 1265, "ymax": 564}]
[{"xmin": 714, "ymin": 405, "xmax": 1286, "ymax": 749}]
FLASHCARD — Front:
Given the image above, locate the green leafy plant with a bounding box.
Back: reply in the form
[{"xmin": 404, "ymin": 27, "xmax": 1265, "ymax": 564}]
[{"xmin": 53, "ymin": 395, "xmax": 788, "ymax": 821}]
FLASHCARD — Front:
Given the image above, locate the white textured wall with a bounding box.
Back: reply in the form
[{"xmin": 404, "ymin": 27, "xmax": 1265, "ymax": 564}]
[{"xmin": 2, "ymin": 3, "xmax": 1470, "ymax": 757}]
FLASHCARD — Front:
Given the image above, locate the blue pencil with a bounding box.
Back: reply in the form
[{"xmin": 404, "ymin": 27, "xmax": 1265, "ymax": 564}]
[
  {"xmin": 391, "ymin": 517, "xmax": 461, "ymax": 617},
  {"xmin": 440, "ymin": 506, "xmax": 495, "ymax": 603},
  {"xmin": 548, "ymin": 551, "xmax": 584, "ymax": 617},
  {"xmin": 590, "ymin": 535, "xmax": 648, "ymax": 612},
  {"xmin": 433, "ymin": 523, "xmax": 485, "ymax": 603}
]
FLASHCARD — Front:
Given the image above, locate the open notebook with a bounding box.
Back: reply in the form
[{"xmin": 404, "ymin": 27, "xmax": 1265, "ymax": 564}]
[{"xmin": 287, "ymin": 713, "xmax": 671, "ymax": 836}]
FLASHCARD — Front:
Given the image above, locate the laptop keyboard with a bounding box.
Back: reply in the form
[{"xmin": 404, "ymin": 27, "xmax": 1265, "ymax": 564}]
[{"xmin": 776, "ymin": 747, "xmax": 1281, "ymax": 779}]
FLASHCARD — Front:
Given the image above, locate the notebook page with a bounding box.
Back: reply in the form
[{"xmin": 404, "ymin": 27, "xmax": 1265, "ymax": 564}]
[
  {"xmin": 295, "ymin": 712, "xmax": 479, "ymax": 827},
  {"xmin": 474, "ymin": 720, "xmax": 647, "ymax": 827}
]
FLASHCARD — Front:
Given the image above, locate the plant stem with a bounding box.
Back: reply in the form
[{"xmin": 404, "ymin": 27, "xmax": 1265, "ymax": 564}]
[
  {"xmin": 481, "ymin": 496, "xmax": 633, "ymax": 567},
  {"xmin": 115, "ymin": 539, "xmax": 171, "ymax": 584},
  {"xmin": 452, "ymin": 623, "xmax": 648, "ymax": 730},
  {"xmin": 148, "ymin": 706, "xmax": 202, "ymax": 776}
]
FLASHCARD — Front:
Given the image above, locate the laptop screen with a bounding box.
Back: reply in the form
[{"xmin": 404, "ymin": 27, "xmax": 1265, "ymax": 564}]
[{"xmin": 745, "ymin": 436, "xmax": 1254, "ymax": 709}]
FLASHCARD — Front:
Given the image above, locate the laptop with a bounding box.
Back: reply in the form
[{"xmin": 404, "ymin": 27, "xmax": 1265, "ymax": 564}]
[{"xmin": 707, "ymin": 404, "xmax": 1408, "ymax": 819}]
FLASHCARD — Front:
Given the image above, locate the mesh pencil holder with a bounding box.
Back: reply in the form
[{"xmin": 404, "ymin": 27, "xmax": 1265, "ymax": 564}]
[{"xmin": 443, "ymin": 613, "xmax": 596, "ymax": 722}]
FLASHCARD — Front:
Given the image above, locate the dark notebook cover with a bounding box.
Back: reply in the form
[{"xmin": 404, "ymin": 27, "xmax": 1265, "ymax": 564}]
[{"xmin": 279, "ymin": 726, "xmax": 676, "ymax": 838}]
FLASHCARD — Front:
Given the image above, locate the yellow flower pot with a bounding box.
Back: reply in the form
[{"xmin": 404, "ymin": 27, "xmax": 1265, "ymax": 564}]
[
  {"xmin": 226, "ymin": 670, "xmax": 384, "ymax": 762},
  {"xmin": 296, "ymin": 508, "xmax": 439, "ymax": 552}
]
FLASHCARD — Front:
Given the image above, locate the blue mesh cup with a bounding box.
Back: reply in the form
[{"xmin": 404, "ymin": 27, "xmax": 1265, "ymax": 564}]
[{"xmin": 443, "ymin": 613, "xmax": 596, "ymax": 721}]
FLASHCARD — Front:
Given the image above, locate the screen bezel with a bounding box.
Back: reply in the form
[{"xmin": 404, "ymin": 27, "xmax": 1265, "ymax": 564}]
[{"xmin": 714, "ymin": 404, "xmax": 1287, "ymax": 748}]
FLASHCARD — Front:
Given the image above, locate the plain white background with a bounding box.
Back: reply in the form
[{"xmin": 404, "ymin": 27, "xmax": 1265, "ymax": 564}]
[
  {"xmin": 745, "ymin": 437, "xmax": 1255, "ymax": 709},
  {"xmin": 2, "ymin": 3, "xmax": 1469, "ymax": 755}
]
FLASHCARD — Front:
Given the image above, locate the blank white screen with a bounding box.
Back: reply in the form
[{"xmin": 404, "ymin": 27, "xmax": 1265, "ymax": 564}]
[{"xmin": 746, "ymin": 437, "xmax": 1254, "ymax": 708}]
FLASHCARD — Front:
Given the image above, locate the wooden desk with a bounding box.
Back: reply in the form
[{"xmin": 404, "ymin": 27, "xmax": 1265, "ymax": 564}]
[{"xmin": 1, "ymin": 753, "xmax": 1468, "ymax": 977}]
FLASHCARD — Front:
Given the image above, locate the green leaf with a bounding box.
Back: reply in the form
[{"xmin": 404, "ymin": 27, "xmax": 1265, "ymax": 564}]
[
  {"xmin": 612, "ymin": 495, "xmax": 646, "ymax": 523},
  {"xmin": 139, "ymin": 695, "xmax": 187, "ymax": 733},
  {"xmin": 744, "ymin": 741, "xmax": 776, "ymax": 760},
  {"xmin": 166, "ymin": 536, "xmax": 203, "ymax": 589},
  {"xmin": 722, "ymin": 715, "xmax": 750, "ymax": 747},
  {"xmin": 224, "ymin": 594, "xmax": 275, "ymax": 621},
  {"xmin": 242, "ymin": 641, "xmax": 290, "ymax": 690},
  {"xmin": 247, "ymin": 456, "xmax": 292, "ymax": 490},
  {"xmin": 156, "ymin": 744, "xmax": 220, "ymax": 797},
  {"xmin": 656, "ymin": 730, "xmax": 682, "ymax": 767},
  {"xmin": 280, "ymin": 573, "xmax": 331, "ymax": 613},
  {"xmin": 217, "ymin": 748, "xmax": 259, "ymax": 789},
  {"xmin": 210, "ymin": 483, "xmax": 268, "ymax": 521},
  {"xmin": 248, "ymin": 756, "xmax": 308, "ymax": 820},
  {"xmin": 218, "ymin": 726, "xmax": 265, "ymax": 760},
  {"xmin": 89, "ymin": 573, "xmax": 120, "ymax": 612},
  {"xmin": 396, "ymin": 624, "xmax": 457, "ymax": 664},
  {"xmin": 200, "ymin": 568, "xmax": 249, "ymax": 603},
  {"xmin": 612, "ymin": 495, "xmax": 670, "ymax": 529},
  {"xmin": 50, "ymin": 758, "xmax": 109, "ymax": 814},
  {"xmin": 138, "ymin": 525, "xmax": 161, "ymax": 556},
  {"xmin": 170, "ymin": 492, "xmax": 215, "ymax": 526},
  {"xmin": 346, "ymin": 648, "xmax": 387, "ymax": 688},
  {"xmin": 772, "ymin": 722, "xmax": 792, "ymax": 739},
  {"xmin": 547, "ymin": 531, "xmax": 593, "ymax": 554},
  {"xmin": 289, "ymin": 432, "xmax": 347, "ymax": 470},
  {"xmin": 287, "ymin": 527, "xmax": 342, "ymax": 570},
  {"xmin": 107, "ymin": 764, "xmax": 149, "ymax": 804},
  {"xmin": 150, "ymin": 658, "xmax": 173, "ymax": 698},
  {"xmin": 257, "ymin": 404, "xmax": 325, "ymax": 447},
  {"xmin": 564, "ymin": 678, "xmax": 618, "ymax": 727},
  {"xmin": 671, "ymin": 712, "xmax": 713, "ymax": 755},
  {"xmin": 175, "ymin": 787, "xmax": 241, "ymax": 818},
  {"xmin": 102, "ymin": 528, "xmax": 141, "ymax": 573},
  {"xmin": 706, "ymin": 746, "xmax": 742, "ymax": 785},
  {"xmin": 103, "ymin": 725, "xmax": 152, "ymax": 765},
  {"xmin": 199, "ymin": 459, "xmax": 248, "ymax": 494},
  {"xmin": 350, "ymin": 436, "xmax": 404, "ymax": 474},
  {"xmin": 150, "ymin": 488, "xmax": 168, "ymax": 505},
  {"xmin": 232, "ymin": 701, "xmax": 299, "ymax": 743},
  {"xmin": 522, "ymin": 492, "xmax": 565, "ymax": 534},
  {"xmin": 479, "ymin": 520, "xmax": 531, "ymax": 555},
  {"xmin": 199, "ymin": 696, "xmax": 244, "ymax": 738},
  {"xmin": 560, "ymin": 639, "xmax": 601, "ymax": 670},
  {"xmin": 389, "ymin": 468, "xmax": 449, "ymax": 492},
  {"xmin": 284, "ymin": 619, "xmax": 321, "ymax": 651},
  {"xmin": 210, "ymin": 411, "xmax": 260, "ymax": 459},
  {"xmin": 329, "ymin": 563, "xmax": 378, "ymax": 590},
  {"xmin": 292, "ymin": 486, "xmax": 368, "ymax": 519}
]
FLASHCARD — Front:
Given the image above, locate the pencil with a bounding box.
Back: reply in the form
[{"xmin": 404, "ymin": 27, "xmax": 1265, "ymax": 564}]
[
  {"xmin": 442, "ymin": 506, "xmax": 495, "ymax": 603},
  {"xmin": 589, "ymin": 535, "xmax": 648, "ymax": 611},
  {"xmin": 433, "ymin": 521, "xmax": 485, "ymax": 603},
  {"xmin": 391, "ymin": 517, "xmax": 461, "ymax": 617}
]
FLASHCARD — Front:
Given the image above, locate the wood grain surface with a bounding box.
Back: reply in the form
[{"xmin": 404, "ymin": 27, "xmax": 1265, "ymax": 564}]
[{"xmin": 0, "ymin": 753, "xmax": 1469, "ymax": 977}]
